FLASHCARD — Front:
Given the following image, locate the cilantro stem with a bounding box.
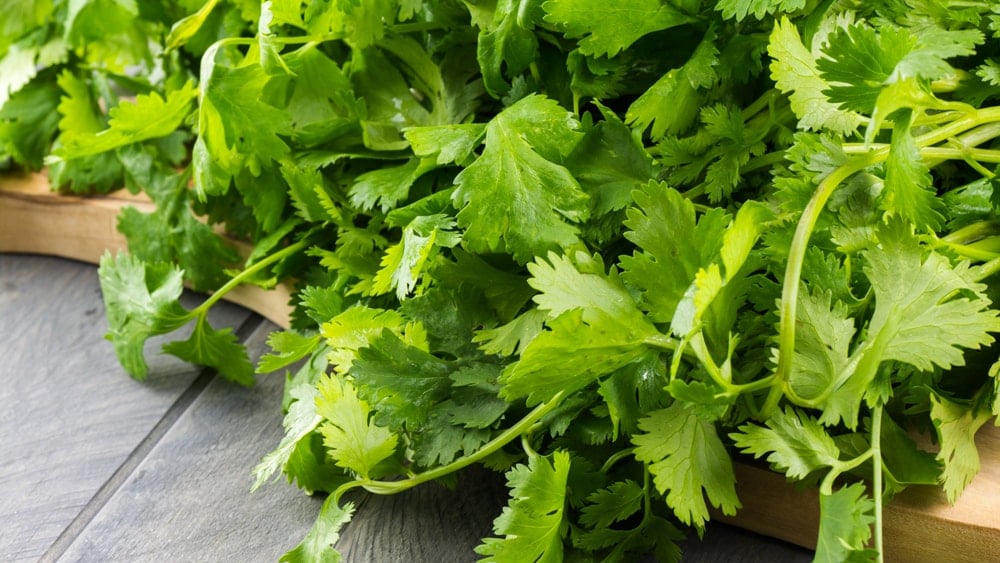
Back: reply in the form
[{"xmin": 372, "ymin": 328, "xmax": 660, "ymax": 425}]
[
  {"xmin": 334, "ymin": 391, "xmax": 566, "ymax": 500},
  {"xmin": 872, "ymin": 406, "xmax": 885, "ymax": 563},
  {"xmin": 191, "ymin": 236, "xmax": 312, "ymax": 318},
  {"xmin": 973, "ymin": 256, "xmax": 1000, "ymax": 281},
  {"xmin": 765, "ymin": 153, "xmax": 885, "ymax": 417}
]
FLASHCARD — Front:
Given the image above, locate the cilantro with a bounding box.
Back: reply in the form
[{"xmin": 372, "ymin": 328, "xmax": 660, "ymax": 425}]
[
  {"xmin": 18, "ymin": 3, "xmax": 1000, "ymax": 561},
  {"xmin": 633, "ymin": 404, "xmax": 740, "ymax": 529},
  {"xmin": 476, "ymin": 451, "xmax": 571, "ymax": 562}
]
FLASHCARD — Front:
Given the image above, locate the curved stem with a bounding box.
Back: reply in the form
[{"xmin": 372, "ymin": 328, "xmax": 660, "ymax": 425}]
[
  {"xmin": 192, "ymin": 236, "xmax": 312, "ymax": 317},
  {"xmin": 340, "ymin": 391, "xmax": 567, "ymax": 498},
  {"xmin": 762, "ymin": 154, "xmax": 883, "ymax": 416}
]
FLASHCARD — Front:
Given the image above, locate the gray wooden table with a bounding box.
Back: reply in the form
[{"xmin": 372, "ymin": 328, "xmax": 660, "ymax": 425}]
[{"xmin": 0, "ymin": 254, "xmax": 813, "ymax": 562}]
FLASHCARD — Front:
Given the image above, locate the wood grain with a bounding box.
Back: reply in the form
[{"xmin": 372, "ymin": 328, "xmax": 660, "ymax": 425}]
[
  {"xmin": 56, "ymin": 322, "xmax": 324, "ymax": 562},
  {"xmin": 0, "ymin": 172, "xmax": 293, "ymax": 328},
  {"xmin": 0, "ymin": 254, "xmax": 253, "ymax": 562}
]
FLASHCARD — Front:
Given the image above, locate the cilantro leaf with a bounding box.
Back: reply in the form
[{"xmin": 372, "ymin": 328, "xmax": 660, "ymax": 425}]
[
  {"xmin": 632, "ymin": 404, "xmax": 740, "ymax": 529},
  {"xmin": 768, "ymin": 16, "xmax": 863, "ymax": 135},
  {"xmin": 579, "ymin": 480, "xmax": 644, "ymax": 529},
  {"xmin": 350, "ymin": 330, "xmax": 453, "ymax": 431},
  {"xmin": 98, "ymin": 252, "xmax": 191, "ymax": 380},
  {"xmin": 501, "ymin": 309, "xmax": 657, "ymax": 406},
  {"xmin": 715, "ymin": 0, "xmax": 806, "ymax": 22},
  {"xmin": 883, "ymin": 109, "xmax": 943, "ymax": 231},
  {"xmin": 814, "ymin": 484, "xmax": 876, "ymax": 563},
  {"xmin": 731, "ymin": 407, "xmax": 841, "ymax": 480},
  {"xmin": 315, "ymin": 374, "xmax": 399, "ymax": 479},
  {"xmin": 542, "ymin": 0, "xmax": 694, "ymax": 58},
  {"xmin": 55, "ymin": 81, "xmax": 199, "ymax": 159},
  {"xmin": 280, "ymin": 496, "xmax": 353, "ymax": 563},
  {"xmin": 626, "ymin": 30, "xmax": 718, "ymax": 140},
  {"xmin": 475, "ymin": 0, "xmax": 540, "ymax": 97},
  {"xmin": 195, "ymin": 60, "xmax": 291, "ymax": 195},
  {"xmin": 621, "ymin": 181, "xmax": 729, "ymax": 324},
  {"xmin": 930, "ymin": 392, "xmax": 993, "ymax": 502},
  {"xmin": 864, "ymin": 223, "xmax": 1000, "ymax": 374},
  {"xmin": 257, "ymin": 330, "xmax": 322, "ymax": 374},
  {"xmin": 453, "ymin": 94, "xmax": 589, "ymax": 263},
  {"xmin": 476, "ymin": 450, "xmax": 571, "ymax": 562},
  {"xmin": 162, "ymin": 317, "xmax": 255, "ymax": 386},
  {"xmin": 252, "ymin": 382, "xmax": 323, "ymax": 492}
]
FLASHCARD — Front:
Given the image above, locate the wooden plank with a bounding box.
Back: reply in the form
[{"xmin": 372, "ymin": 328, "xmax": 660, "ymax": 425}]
[
  {"xmin": 56, "ymin": 322, "xmax": 324, "ymax": 561},
  {"xmin": 0, "ymin": 255, "xmax": 255, "ymax": 562},
  {"xmin": 717, "ymin": 427, "xmax": 1000, "ymax": 562},
  {"xmin": 337, "ymin": 466, "xmax": 508, "ymax": 562},
  {"xmin": 0, "ymin": 172, "xmax": 293, "ymax": 328}
]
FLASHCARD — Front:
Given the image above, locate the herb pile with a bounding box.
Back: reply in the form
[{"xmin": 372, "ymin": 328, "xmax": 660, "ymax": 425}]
[{"xmin": 5, "ymin": 0, "xmax": 1000, "ymax": 561}]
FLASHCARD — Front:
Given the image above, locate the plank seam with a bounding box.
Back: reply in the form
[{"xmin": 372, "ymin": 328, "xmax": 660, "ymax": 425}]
[{"xmin": 38, "ymin": 313, "xmax": 266, "ymax": 562}]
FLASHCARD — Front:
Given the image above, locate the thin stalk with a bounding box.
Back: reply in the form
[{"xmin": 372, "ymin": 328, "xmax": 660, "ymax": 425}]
[
  {"xmin": 974, "ymin": 256, "xmax": 1000, "ymax": 281},
  {"xmin": 763, "ymin": 153, "xmax": 884, "ymax": 416},
  {"xmin": 872, "ymin": 406, "xmax": 885, "ymax": 563},
  {"xmin": 335, "ymin": 391, "xmax": 566, "ymax": 499},
  {"xmin": 192, "ymin": 236, "xmax": 312, "ymax": 316}
]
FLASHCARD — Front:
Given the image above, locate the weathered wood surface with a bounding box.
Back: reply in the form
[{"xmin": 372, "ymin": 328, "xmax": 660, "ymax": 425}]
[
  {"xmin": 0, "ymin": 254, "xmax": 253, "ymax": 561},
  {"xmin": 0, "ymin": 254, "xmax": 814, "ymax": 562},
  {"xmin": 55, "ymin": 322, "xmax": 325, "ymax": 562}
]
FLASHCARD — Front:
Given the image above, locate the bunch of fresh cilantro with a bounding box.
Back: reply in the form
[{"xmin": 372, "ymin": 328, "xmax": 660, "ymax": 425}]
[{"xmin": 6, "ymin": 0, "xmax": 1000, "ymax": 561}]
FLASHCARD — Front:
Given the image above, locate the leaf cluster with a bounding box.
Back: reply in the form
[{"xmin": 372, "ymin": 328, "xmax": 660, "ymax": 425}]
[{"xmin": 8, "ymin": 1, "xmax": 1000, "ymax": 562}]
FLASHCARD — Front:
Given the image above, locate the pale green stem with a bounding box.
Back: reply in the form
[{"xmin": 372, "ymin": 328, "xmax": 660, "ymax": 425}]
[
  {"xmin": 872, "ymin": 406, "xmax": 885, "ymax": 563},
  {"xmin": 333, "ymin": 391, "xmax": 566, "ymax": 501}
]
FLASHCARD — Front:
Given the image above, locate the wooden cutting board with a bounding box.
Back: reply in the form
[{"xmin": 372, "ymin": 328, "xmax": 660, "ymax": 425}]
[{"xmin": 2, "ymin": 171, "xmax": 998, "ymax": 562}]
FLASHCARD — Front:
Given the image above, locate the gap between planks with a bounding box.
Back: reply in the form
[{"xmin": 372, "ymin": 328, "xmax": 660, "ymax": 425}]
[{"xmin": 37, "ymin": 314, "xmax": 267, "ymax": 563}]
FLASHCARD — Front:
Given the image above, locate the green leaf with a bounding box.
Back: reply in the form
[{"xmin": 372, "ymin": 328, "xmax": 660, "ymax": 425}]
[
  {"xmin": 252, "ymin": 382, "xmax": 323, "ymax": 492},
  {"xmin": 258, "ymin": 331, "xmax": 322, "ymax": 374},
  {"xmin": 476, "ymin": 450, "xmax": 571, "ymax": 562},
  {"xmin": 320, "ymin": 306, "xmax": 420, "ymax": 372},
  {"xmin": 474, "ymin": 309, "xmax": 547, "ymax": 357},
  {"xmin": 476, "ymin": 0, "xmax": 540, "ymax": 97},
  {"xmin": 731, "ymin": 407, "xmax": 841, "ymax": 480},
  {"xmin": 350, "ymin": 330, "xmax": 453, "ymax": 430},
  {"xmin": 632, "ymin": 403, "xmax": 740, "ymax": 529},
  {"xmin": 453, "ymin": 94, "xmax": 589, "ymax": 263},
  {"xmin": 542, "ymin": 0, "xmax": 694, "ymax": 58},
  {"xmin": 404, "ymin": 124, "xmax": 486, "ymax": 166},
  {"xmin": 814, "ymin": 484, "xmax": 876, "ymax": 563},
  {"xmin": 501, "ymin": 309, "xmax": 657, "ymax": 406},
  {"xmin": 930, "ymin": 393, "xmax": 992, "ymax": 502},
  {"xmin": 529, "ymin": 251, "xmax": 645, "ymax": 325},
  {"xmin": 0, "ymin": 80, "xmax": 61, "ymax": 169},
  {"xmin": 864, "ymin": 223, "xmax": 1000, "ymax": 374},
  {"xmin": 817, "ymin": 21, "xmax": 981, "ymax": 115},
  {"xmin": 715, "ymin": 0, "xmax": 806, "ymax": 22},
  {"xmin": 316, "ymin": 374, "xmax": 398, "ymax": 479},
  {"xmin": 163, "ymin": 317, "xmax": 256, "ymax": 386},
  {"xmin": 56, "ymin": 81, "xmax": 199, "ymax": 159},
  {"xmin": 98, "ymin": 252, "xmax": 191, "ymax": 380},
  {"xmin": 196, "ymin": 60, "xmax": 291, "ymax": 194},
  {"xmin": 579, "ymin": 480, "xmax": 644, "ymax": 529},
  {"xmin": 280, "ymin": 496, "xmax": 353, "ymax": 563},
  {"xmin": 626, "ymin": 31, "xmax": 718, "ymax": 140},
  {"xmin": 166, "ymin": 0, "xmax": 223, "ymax": 50},
  {"xmin": 883, "ymin": 109, "xmax": 943, "ymax": 231},
  {"xmin": 785, "ymin": 290, "xmax": 855, "ymax": 403},
  {"xmin": 621, "ymin": 181, "xmax": 728, "ymax": 324},
  {"xmin": 768, "ymin": 16, "xmax": 862, "ymax": 134}
]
